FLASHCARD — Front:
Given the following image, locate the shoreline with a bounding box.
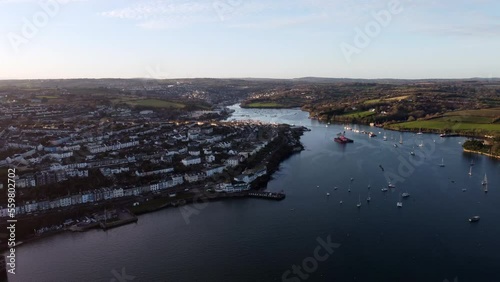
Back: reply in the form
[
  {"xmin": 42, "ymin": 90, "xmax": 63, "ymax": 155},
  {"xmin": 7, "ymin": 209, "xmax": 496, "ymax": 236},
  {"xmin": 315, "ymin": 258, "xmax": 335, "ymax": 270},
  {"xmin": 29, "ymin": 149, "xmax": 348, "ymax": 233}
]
[
  {"xmin": 0, "ymin": 125, "xmax": 305, "ymax": 253},
  {"xmin": 463, "ymin": 148, "xmax": 500, "ymax": 159}
]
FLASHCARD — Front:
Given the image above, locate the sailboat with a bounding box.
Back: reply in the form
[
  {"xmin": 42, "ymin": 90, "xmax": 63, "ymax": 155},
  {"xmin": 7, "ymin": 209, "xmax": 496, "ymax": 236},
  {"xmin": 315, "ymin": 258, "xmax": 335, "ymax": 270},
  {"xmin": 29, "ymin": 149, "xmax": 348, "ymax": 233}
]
[
  {"xmin": 417, "ymin": 128, "xmax": 423, "ymax": 135},
  {"xmin": 481, "ymin": 174, "xmax": 488, "ymax": 186},
  {"xmin": 410, "ymin": 146, "xmax": 415, "ymax": 156},
  {"xmin": 397, "ymin": 194, "xmax": 403, "ymax": 207},
  {"xmin": 402, "ymin": 189, "xmax": 410, "ymax": 198},
  {"xmin": 470, "ymin": 159, "xmax": 475, "ymax": 166},
  {"xmin": 367, "ymin": 192, "xmax": 371, "ymax": 202},
  {"xmin": 439, "ymin": 158, "xmax": 445, "ymax": 167},
  {"xmin": 418, "ymin": 140, "xmax": 423, "ymax": 147},
  {"xmin": 383, "ymin": 132, "xmax": 387, "ymax": 141},
  {"xmin": 357, "ymin": 194, "xmax": 362, "ymax": 208},
  {"xmin": 399, "ymin": 135, "xmax": 403, "ymax": 144},
  {"xmin": 468, "ymin": 167, "xmax": 472, "ymax": 176}
]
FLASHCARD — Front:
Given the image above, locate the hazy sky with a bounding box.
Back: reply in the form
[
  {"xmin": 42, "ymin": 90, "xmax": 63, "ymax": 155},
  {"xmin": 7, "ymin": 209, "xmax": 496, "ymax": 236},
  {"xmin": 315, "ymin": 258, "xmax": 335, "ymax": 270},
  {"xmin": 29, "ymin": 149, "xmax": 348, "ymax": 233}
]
[{"xmin": 1, "ymin": 0, "xmax": 499, "ymax": 79}]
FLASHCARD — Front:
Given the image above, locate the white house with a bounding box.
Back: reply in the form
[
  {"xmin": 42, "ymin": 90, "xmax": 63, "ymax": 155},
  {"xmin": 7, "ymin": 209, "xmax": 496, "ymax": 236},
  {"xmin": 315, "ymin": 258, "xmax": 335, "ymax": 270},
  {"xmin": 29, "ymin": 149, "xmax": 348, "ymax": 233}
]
[{"xmin": 181, "ymin": 156, "xmax": 201, "ymax": 166}]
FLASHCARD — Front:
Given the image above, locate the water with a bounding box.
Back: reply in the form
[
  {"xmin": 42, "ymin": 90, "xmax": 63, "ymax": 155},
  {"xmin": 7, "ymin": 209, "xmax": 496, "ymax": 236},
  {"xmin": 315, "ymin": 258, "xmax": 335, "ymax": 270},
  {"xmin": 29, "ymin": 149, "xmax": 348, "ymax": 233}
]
[{"xmin": 6, "ymin": 105, "xmax": 500, "ymax": 282}]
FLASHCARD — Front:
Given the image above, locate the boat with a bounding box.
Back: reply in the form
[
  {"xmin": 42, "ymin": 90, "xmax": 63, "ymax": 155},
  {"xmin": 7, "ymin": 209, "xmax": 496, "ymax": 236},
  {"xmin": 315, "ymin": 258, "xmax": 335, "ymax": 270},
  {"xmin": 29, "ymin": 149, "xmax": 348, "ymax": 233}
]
[
  {"xmin": 468, "ymin": 167, "xmax": 472, "ymax": 176},
  {"xmin": 410, "ymin": 147, "xmax": 415, "ymax": 156},
  {"xmin": 469, "ymin": 216, "xmax": 480, "ymax": 222},
  {"xmin": 394, "ymin": 144, "xmax": 398, "ymax": 148},
  {"xmin": 367, "ymin": 193, "xmax": 371, "ymax": 202},
  {"xmin": 381, "ymin": 187, "xmax": 388, "ymax": 192},
  {"xmin": 397, "ymin": 194, "xmax": 403, "ymax": 207},
  {"xmin": 417, "ymin": 128, "xmax": 423, "ymax": 135},
  {"xmin": 388, "ymin": 182, "xmax": 396, "ymax": 188},
  {"xmin": 402, "ymin": 192, "xmax": 410, "ymax": 198},
  {"xmin": 369, "ymin": 132, "xmax": 377, "ymax": 138},
  {"xmin": 367, "ymin": 184, "xmax": 371, "ymax": 189},
  {"xmin": 462, "ymin": 188, "xmax": 467, "ymax": 192},
  {"xmin": 418, "ymin": 140, "xmax": 423, "ymax": 147},
  {"xmin": 357, "ymin": 195, "xmax": 361, "ymax": 208},
  {"xmin": 339, "ymin": 201, "xmax": 343, "ymax": 204},
  {"xmin": 326, "ymin": 193, "xmax": 330, "ymax": 196},
  {"xmin": 399, "ymin": 135, "xmax": 403, "ymax": 144},
  {"xmin": 333, "ymin": 135, "xmax": 354, "ymax": 144},
  {"xmin": 481, "ymin": 174, "xmax": 488, "ymax": 186},
  {"xmin": 383, "ymin": 133, "xmax": 387, "ymax": 141},
  {"xmin": 470, "ymin": 159, "xmax": 475, "ymax": 166},
  {"xmin": 334, "ymin": 186, "xmax": 338, "ymax": 190},
  {"xmin": 439, "ymin": 158, "xmax": 445, "ymax": 167}
]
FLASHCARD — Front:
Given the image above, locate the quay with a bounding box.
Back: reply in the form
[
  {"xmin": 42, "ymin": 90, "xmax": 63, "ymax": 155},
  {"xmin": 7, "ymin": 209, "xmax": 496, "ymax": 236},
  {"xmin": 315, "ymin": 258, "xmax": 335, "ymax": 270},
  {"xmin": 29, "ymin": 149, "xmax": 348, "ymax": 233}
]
[
  {"xmin": 247, "ymin": 191, "xmax": 286, "ymax": 201},
  {"xmin": 99, "ymin": 209, "xmax": 138, "ymax": 230}
]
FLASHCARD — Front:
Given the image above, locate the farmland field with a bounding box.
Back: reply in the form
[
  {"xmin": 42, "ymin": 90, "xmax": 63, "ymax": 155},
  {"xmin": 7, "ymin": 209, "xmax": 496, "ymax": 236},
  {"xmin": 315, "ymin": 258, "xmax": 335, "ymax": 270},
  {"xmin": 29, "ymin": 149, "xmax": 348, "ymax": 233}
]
[
  {"xmin": 125, "ymin": 99, "xmax": 186, "ymax": 109},
  {"xmin": 387, "ymin": 108, "xmax": 500, "ymax": 134}
]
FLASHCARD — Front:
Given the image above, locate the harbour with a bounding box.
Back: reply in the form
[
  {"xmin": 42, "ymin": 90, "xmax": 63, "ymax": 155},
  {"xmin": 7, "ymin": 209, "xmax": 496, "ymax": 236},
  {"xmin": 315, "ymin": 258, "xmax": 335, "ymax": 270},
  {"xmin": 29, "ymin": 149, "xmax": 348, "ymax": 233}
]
[{"xmin": 5, "ymin": 105, "xmax": 500, "ymax": 282}]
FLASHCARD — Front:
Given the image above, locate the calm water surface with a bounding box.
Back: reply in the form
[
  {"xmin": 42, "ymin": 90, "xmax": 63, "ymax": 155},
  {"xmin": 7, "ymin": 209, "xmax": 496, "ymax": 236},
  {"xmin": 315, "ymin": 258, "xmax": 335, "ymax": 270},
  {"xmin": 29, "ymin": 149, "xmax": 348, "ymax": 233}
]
[{"xmin": 6, "ymin": 105, "xmax": 500, "ymax": 282}]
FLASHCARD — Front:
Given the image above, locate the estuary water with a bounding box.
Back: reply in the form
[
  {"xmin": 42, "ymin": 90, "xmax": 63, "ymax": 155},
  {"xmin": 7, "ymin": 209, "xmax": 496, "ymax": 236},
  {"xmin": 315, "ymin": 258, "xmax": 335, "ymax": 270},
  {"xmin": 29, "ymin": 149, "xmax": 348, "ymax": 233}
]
[{"xmin": 6, "ymin": 104, "xmax": 500, "ymax": 282}]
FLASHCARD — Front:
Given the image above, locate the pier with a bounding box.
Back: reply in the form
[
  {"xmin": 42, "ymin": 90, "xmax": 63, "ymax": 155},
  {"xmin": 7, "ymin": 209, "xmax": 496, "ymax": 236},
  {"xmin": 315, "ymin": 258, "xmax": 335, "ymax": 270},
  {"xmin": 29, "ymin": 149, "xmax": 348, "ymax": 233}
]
[{"xmin": 247, "ymin": 191, "xmax": 286, "ymax": 200}]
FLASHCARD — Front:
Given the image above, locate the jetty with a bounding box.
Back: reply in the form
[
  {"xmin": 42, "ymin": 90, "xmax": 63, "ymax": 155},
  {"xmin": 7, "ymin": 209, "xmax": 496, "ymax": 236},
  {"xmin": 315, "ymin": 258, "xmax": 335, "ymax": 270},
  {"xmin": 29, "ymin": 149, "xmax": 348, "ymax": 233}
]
[{"xmin": 247, "ymin": 191, "xmax": 286, "ymax": 200}]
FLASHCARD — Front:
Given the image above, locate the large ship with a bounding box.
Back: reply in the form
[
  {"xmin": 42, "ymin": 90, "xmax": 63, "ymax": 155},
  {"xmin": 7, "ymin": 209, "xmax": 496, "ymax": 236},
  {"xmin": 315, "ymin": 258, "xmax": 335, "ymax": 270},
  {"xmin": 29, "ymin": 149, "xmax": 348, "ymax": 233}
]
[{"xmin": 333, "ymin": 135, "xmax": 354, "ymax": 144}]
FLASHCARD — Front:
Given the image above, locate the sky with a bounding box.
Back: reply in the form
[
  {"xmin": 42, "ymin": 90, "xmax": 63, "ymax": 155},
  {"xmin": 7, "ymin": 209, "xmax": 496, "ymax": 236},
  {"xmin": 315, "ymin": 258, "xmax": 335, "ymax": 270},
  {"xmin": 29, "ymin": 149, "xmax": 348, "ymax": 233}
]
[{"xmin": 0, "ymin": 0, "xmax": 499, "ymax": 79}]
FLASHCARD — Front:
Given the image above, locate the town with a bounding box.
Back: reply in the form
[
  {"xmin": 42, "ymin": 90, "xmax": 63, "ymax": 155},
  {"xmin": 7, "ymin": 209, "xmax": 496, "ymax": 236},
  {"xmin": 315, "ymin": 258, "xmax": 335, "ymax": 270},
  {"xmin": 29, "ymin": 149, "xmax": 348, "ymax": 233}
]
[{"xmin": 0, "ymin": 92, "xmax": 304, "ymax": 247}]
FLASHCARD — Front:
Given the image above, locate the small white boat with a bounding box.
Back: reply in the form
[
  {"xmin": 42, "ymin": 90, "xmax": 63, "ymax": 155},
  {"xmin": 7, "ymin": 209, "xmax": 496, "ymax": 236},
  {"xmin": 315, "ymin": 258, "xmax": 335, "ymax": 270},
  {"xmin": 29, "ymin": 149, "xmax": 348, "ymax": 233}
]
[
  {"xmin": 462, "ymin": 188, "xmax": 467, "ymax": 192},
  {"xmin": 381, "ymin": 187, "xmax": 388, "ymax": 192},
  {"xmin": 326, "ymin": 193, "xmax": 330, "ymax": 196},
  {"xmin": 334, "ymin": 186, "xmax": 338, "ymax": 190},
  {"xmin": 388, "ymin": 182, "xmax": 396, "ymax": 188},
  {"xmin": 357, "ymin": 195, "xmax": 362, "ymax": 208},
  {"xmin": 399, "ymin": 135, "xmax": 403, "ymax": 145},
  {"xmin": 439, "ymin": 158, "xmax": 445, "ymax": 167},
  {"xmin": 339, "ymin": 200, "xmax": 343, "ymax": 204},
  {"xmin": 397, "ymin": 194, "xmax": 403, "ymax": 207},
  {"xmin": 481, "ymin": 174, "xmax": 488, "ymax": 186},
  {"xmin": 468, "ymin": 167, "xmax": 472, "ymax": 176},
  {"xmin": 367, "ymin": 193, "xmax": 371, "ymax": 202},
  {"xmin": 402, "ymin": 192, "xmax": 410, "ymax": 198}
]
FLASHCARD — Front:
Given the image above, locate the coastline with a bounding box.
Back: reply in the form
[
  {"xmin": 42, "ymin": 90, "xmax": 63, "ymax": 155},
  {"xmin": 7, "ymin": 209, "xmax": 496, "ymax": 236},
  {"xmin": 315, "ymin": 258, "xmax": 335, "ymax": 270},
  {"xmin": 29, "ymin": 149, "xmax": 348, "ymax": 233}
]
[{"xmin": 463, "ymin": 148, "xmax": 500, "ymax": 159}]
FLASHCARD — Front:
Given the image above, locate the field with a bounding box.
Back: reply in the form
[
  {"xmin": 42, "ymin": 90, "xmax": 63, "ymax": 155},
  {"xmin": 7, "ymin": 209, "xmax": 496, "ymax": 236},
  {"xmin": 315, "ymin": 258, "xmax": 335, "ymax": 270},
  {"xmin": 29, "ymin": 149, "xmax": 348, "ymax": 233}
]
[
  {"xmin": 341, "ymin": 110, "xmax": 376, "ymax": 118},
  {"xmin": 388, "ymin": 108, "xmax": 500, "ymax": 134},
  {"xmin": 243, "ymin": 102, "xmax": 299, "ymax": 108},
  {"xmin": 363, "ymin": 95, "xmax": 409, "ymax": 105},
  {"xmin": 126, "ymin": 99, "xmax": 186, "ymax": 109}
]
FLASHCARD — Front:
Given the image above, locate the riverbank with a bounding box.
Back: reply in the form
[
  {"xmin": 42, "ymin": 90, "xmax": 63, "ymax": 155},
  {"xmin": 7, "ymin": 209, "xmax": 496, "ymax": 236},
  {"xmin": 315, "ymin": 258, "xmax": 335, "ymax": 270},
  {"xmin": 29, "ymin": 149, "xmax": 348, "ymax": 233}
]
[{"xmin": 463, "ymin": 148, "xmax": 500, "ymax": 159}]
